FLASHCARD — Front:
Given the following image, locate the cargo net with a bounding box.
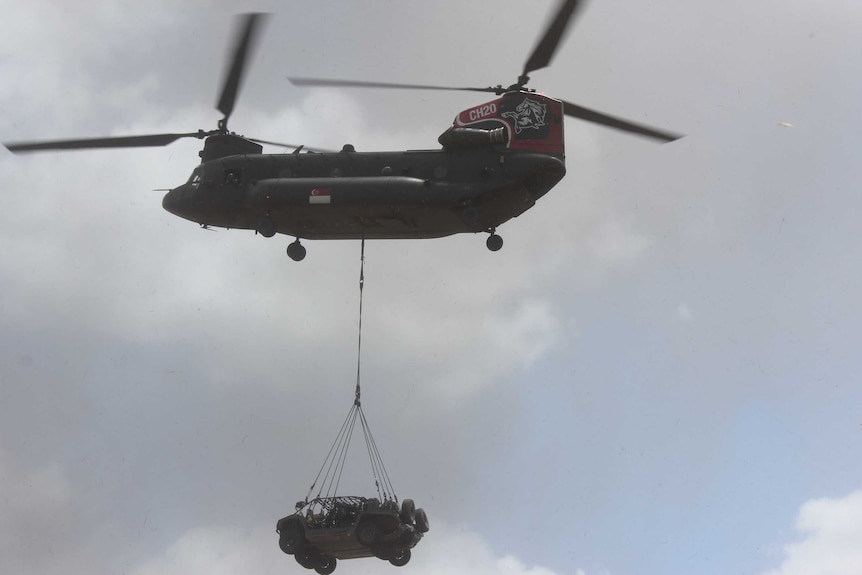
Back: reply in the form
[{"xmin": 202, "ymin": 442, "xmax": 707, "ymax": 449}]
[{"xmin": 304, "ymin": 239, "xmax": 397, "ymax": 505}]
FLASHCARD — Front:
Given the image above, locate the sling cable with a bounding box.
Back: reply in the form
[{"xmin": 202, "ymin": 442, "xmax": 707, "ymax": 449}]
[{"xmin": 305, "ymin": 239, "xmax": 396, "ymax": 505}]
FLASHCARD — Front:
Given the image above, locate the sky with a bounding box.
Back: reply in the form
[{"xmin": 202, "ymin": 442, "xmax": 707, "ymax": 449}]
[{"xmin": 2, "ymin": 1, "xmax": 862, "ymax": 575}]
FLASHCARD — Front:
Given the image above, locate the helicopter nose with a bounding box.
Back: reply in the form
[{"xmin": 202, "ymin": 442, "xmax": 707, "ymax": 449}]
[{"xmin": 162, "ymin": 185, "xmax": 184, "ymax": 216}]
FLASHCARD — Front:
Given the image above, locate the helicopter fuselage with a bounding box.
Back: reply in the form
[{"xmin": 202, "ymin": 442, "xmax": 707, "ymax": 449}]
[{"xmin": 162, "ymin": 145, "xmax": 565, "ymax": 240}]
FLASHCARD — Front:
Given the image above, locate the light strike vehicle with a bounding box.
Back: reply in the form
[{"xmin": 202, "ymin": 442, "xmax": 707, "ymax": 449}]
[
  {"xmin": 277, "ymin": 496, "xmax": 428, "ymax": 573},
  {"xmin": 3, "ymin": 0, "xmax": 681, "ymax": 261}
]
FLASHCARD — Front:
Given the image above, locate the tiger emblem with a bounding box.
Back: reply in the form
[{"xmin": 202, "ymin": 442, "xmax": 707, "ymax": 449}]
[{"xmin": 501, "ymin": 98, "xmax": 548, "ymax": 134}]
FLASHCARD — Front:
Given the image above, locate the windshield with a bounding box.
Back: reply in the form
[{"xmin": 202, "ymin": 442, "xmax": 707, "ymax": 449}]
[{"xmin": 188, "ymin": 168, "xmax": 202, "ymax": 188}]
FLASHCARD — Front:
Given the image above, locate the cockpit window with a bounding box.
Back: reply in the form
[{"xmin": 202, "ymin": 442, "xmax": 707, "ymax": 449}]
[{"xmin": 189, "ymin": 169, "xmax": 202, "ymax": 188}]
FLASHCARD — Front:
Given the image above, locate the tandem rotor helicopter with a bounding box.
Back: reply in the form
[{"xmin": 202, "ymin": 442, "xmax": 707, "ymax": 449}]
[{"xmin": 4, "ymin": 0, "xmax": 682, "ymax": 261}]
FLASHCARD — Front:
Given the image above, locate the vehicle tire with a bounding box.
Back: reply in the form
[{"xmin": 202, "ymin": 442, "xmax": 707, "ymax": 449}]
[
  {"xmin": 486, "ymin": 234, "xmax": 503, "ymax": 251},
  {"xmin": 278, "ymin": 522, "xmax": 303, "ymax": 554},
  {"xmin": 374, "ymin": 550, "xmax": 392, "ymax": 560},
  {"xmin": 357, "ymin": 521, "xmax": 380, "ymax": 546},
  {"xmin": 399, "ymin": 499, "xmax": 415, "ymax": 524},
  {"xmin": 414, "ymin": 508, "xmax": 429, "ymax": 533},
  {"xmin": 389, "ymin": 548, "xmax": 411, "ymax": 567},
  {"xmin": 314, "ymin": 555, "xmax": 337, "ymax": 575},
  {"xmin": 295, "ymin": 547, "xmax": 318, "ymax": 570}
]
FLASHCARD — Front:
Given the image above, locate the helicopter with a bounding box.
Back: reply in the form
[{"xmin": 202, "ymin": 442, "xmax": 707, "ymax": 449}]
[{"xmin": 3, "ymin": 0, "xmax": 681, "ymax": 261}]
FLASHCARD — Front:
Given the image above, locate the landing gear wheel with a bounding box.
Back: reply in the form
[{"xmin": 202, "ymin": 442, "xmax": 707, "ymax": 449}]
[
  {"xmin": 389, "ymin": 548, "xmax": 411, "ymax": 567},
  {"xmin": 287, "ymin": 239, "xmax": 306, "ymax": 261},
  {"xmin": 486, "ymin": 233, "xmax": 503, "ymax": 252},
  {"xmin": 399, "ymin": 499, "xmax": 415, "ymax": 524},
  {"xmin": 357, "ymin": 521, "xmax": 380, "ymax": 546},
  {"xmin": 314, "ymin": 555, "xmax": 337, "ymax": 575},
  {"xmin": 257, "ymin": 217, "xmax": 276, "ymax": 238},
  {"xmin": 414, "ymin": 508, "xmax": 429, "ymax": 533}
]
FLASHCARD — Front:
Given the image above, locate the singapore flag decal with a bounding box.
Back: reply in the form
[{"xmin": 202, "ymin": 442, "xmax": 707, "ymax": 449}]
[{"xmin": 309, "ymin": 188, "xmax": 331, "ymax": 204}]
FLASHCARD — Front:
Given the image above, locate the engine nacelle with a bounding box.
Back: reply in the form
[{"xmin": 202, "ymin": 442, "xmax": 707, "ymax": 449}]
[{"xmin": 438, "ymin": 126, "xmax": 508, "ymax": 150}]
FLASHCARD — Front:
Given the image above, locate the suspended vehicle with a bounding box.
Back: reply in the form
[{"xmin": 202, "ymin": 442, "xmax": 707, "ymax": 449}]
[
  {"xmin": 3, "ymin": 1, "xmax": 682, "ymax": 260},
  {"xmin": 276, "ymin": 244, "xmax": 427, "ymax": 573},
  {"xmin": 276, "ymin": 397, "xmax": 428, "ymax": 573}
]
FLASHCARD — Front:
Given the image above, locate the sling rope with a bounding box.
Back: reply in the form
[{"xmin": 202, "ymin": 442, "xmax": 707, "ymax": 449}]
[
  {"xmin": 304, "ymin": 239, "xmax": 397, "ymax": 505},
  {"xmin": 355, "ymin": 238, "xmax": 365, "ymax": 406}
]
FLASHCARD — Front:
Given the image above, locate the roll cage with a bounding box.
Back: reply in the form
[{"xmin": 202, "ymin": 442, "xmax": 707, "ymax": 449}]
[{"xmin": 296, "ymin": 496, "xmax": 398, "ymax": 529}]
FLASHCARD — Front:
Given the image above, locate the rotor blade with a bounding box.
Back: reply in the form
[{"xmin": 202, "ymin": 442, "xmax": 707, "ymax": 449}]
[
  {"xmin": 561, "ymin": 99, "xmax": 683, "ymax": 142},
  {"xmin": 289, "ymin": 77, "xmax": 500, "ymax": 94},
  {"xmin": 3, "ymin": 132, "xmax": 205, "ymax": 153},
  {"xmin": 523, "ymin": 0, "xmax": 585, "ymax": 76},
  {"xmin": 216, "ymin": 13, "xmax": 269, "ymax": 122},
  {"xmin": 246, "ymin": 136, "xmax": 305, "ymax": 148},
  {"xmin": 246, "ymin": 136, "xmax": 335, "ymax": 153}
]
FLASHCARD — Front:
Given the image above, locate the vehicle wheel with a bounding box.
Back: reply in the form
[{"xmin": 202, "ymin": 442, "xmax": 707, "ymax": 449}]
[
  {"xmin": 399, "ymin": 499, "xmax": 415, "ymax": 524},
  {"xmin": 486, "ymin": 233, "xmax": 503, "ymax": 252},
  {"xmin": 278, "ymin": 523, "xmax": 303, "ymax": 554},
  {"xmin": 314, "ymin": 555, "xmax": 337, "ymax": 575},
  {"xmin": 295, "ymin": 547, "xmax": 318, "ymax": 570},
  {"xmin": 257, "ymin": 218, "xmax": 276, "ymax": 238},
  {"xmin": 287, "ymin": 240, "xmax": 306, "ymax": 261},
  {"xmin": 389, "ymin": 548, "xmax": 411, "ymax": 567},
  {"xmin": 414, "ymin": 508, "xmax": 429, "ymax": 533},
  {"xmin": 357, "ymin": 521, "xmax": 380, "ymax": 546}
]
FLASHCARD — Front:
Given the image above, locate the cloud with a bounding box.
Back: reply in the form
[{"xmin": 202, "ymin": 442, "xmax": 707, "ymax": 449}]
[
  {"xmin": 676, "ymin": 302, "xmax": 693, "ymax": 322},
  {"xmin": 129, "ymin": 519, "xmax": 589, "ymax": 575},
  {"xmin": 130, "ymin": 525, "xmax": 276, "ymax": 575},
  {"xmin": 0, "ymin": 447, "xmax": 72, "ymax": 540},
  {"xmin": 370, "ymin": 295, "xmax": 562, "ymax": 401},
  {"xmin": 0, "ymin": 443, "xmax": 108, "ymax": 575},
  {"xmin": 585, "ymin": 217, "xmax": 651, "ymax": 267},
  {"xmin": 762, "ymin": 490, "xmax": 862, "ymax": 575}
]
